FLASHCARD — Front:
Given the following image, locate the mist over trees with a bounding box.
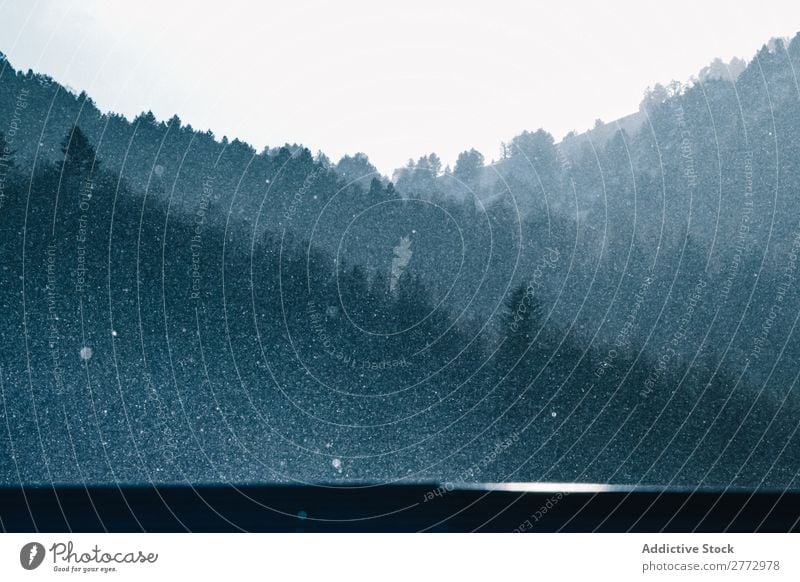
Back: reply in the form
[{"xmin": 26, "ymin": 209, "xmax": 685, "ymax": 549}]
[{"xmin": 0, "ymin": 35, "xmax": 799, "ymax": 487}]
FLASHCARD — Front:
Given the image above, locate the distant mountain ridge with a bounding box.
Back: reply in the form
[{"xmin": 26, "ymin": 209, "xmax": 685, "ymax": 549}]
[{"xmin": 1, "ymin": 34, "xmax": 800, "ymax": 486}]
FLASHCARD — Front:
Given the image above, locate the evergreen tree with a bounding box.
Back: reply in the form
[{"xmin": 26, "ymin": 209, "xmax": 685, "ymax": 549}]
[
  {"xmin": 453, "ymin": 148, "xmax": 484, "ymax": 185},
  {"xmin": 59, "ymin": 124, "xmax": 98, "ymax": 177}
]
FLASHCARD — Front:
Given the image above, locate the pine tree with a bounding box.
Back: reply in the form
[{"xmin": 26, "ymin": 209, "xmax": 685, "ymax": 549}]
[{"xmin": 59, "ymin": 125, "xmax": 98, "ymax": 177}]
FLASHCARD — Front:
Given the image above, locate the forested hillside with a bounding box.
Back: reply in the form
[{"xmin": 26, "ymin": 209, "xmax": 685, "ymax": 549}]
[{"xmin": 0, "ymin": 35, "xmax": 799, "ymax": 487}]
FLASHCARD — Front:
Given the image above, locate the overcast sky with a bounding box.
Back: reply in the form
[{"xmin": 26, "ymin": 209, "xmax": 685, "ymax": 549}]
[{"xmin": 1, "ymin": 0, "xmax": 799, "ymax": 174}]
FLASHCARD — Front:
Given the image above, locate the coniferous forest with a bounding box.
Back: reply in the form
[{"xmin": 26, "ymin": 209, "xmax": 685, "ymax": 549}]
[{"xmin": 1, "ymin": 35, "xmax": 800, "ymax": 488}]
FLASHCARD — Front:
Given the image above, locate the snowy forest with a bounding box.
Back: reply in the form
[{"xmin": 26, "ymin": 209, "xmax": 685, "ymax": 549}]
[{"xmin": 1, "ymin": 34, "xmax": 800, "ymax": 488}]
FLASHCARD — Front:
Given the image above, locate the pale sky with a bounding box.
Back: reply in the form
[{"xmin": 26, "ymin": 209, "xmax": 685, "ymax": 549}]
[{"xmin": 1, "ymin": 0, "xmax": 799, "ymax": 174}]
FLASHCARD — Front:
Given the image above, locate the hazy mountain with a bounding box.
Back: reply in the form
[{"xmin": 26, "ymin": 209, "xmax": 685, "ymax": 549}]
[{"xmin": 1, "ymin": 35, "xmax": 799, "ymax": 487}]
